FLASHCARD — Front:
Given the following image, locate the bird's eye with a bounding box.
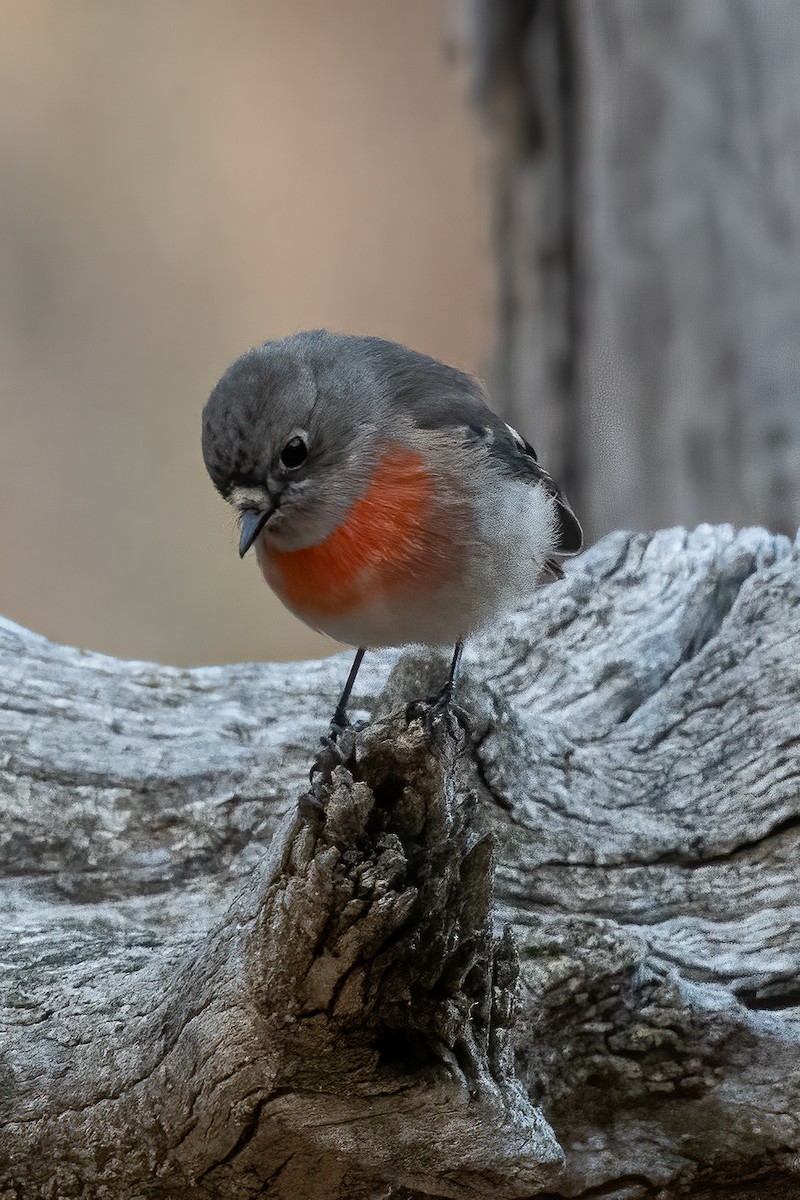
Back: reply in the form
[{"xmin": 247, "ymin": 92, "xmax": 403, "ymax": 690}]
[{"xmin": 280, "ymin": 435, "xmax": 308, "ymax": 470}]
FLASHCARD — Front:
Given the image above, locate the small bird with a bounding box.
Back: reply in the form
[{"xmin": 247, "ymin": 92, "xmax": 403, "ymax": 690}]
[{"xmin": 202, "ymin": 331, "xmax": 582, "ymax": 730}]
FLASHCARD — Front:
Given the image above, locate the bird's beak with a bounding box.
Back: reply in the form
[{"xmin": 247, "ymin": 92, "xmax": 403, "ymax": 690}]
[{"xmin": 238, "ymin": 509, "xmax": 270, "ymax": 558}]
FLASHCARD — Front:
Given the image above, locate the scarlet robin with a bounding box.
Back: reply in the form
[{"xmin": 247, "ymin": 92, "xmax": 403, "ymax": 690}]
[{"xmin": 201, "ymin": 330, "xmax": 582, "ymax": 729}]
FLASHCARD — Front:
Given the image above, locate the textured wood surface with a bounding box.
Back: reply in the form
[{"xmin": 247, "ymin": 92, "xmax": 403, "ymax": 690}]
[{"xmin": 1, "ymin": 525, "xmax": 799, "ymax": 1197}]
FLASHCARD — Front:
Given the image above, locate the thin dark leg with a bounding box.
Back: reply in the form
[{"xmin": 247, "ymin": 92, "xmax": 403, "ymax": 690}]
[
  {"xmin": 331, "ymin": 647, "xmax": 366, "ymax": 730},
  {"xmin": 404, "ymin": 640, "xmax": 467, "ymax": 735},
  {"xmin": 443, "ymin": 640, "xmax": 464, "ymax": 702}
]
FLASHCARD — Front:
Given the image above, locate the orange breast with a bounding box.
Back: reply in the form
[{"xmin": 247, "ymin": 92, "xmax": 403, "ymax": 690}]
[{"xmin": 258, "ymin": 443, "xmax": 449, "ymax": 618}]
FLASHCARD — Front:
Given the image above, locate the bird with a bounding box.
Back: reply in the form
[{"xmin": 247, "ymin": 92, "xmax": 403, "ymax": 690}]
[{"xmin": 201, "ymin": 330, "xmax": 582, "ymax": 732}]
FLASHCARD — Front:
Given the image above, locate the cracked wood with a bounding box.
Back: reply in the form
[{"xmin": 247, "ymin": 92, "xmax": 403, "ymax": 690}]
[{"xmin": 1, "ymin": 524, "xmax": 799, "ymax": 1197}]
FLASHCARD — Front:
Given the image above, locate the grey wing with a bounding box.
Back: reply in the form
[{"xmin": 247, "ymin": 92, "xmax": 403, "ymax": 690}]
[{"xmin": 377, "ymin": 343, "xmax": 584, "ymax": 560}]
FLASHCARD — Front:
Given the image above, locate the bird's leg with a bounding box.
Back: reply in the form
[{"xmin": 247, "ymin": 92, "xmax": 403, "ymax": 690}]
[
  {"xmin": 329, "ymin": 647, "xmax": 366, "ymax": 736},
  {"xmin": 309, "ymin": 647, "xmax": 368, "ymax": 789},
  {"xmin": 406, "ymin": 640, "xmax": 468, "ymax": 735},
  {"xmin": 428, "ymin": 640, "xmax": 466, "ymax": 714},
  {"xmin": 440, "ymin": 640, "xmax": 464, "ymax": 705}
]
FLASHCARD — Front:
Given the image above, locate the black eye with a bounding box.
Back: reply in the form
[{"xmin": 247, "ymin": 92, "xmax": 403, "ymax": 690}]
[{"xmin": 280, "ymin": 435, "xmax": 308, "ymax": 470}]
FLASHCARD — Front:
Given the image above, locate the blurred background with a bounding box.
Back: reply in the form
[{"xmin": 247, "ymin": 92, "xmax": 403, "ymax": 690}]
[
  {"xmin": 0, "ymin": 0, "xmax": 491, "ymax": 664},
  {"xmin": 1, "ymin": 1, "xmax": 799, "ymax": 666}
]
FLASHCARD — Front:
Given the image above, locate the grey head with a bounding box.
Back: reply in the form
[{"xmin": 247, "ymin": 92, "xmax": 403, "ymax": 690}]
[{"xmin": 202, "ymin": 331, "xmax": 392, "ymax": 553}]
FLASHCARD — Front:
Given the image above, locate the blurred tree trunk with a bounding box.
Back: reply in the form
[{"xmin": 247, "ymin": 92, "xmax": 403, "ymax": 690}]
[{"xmin": 456, "ymin": 0, "xmax": 800, "ymax": 540}]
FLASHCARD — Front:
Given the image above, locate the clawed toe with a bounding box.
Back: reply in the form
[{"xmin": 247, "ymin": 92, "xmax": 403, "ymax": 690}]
[
  {"xmin": 309, "ymin": 730, "xmax": 348, "ymax": 781},
  {"xmin": 323, "ymin": 717, "xmax": 350, "ymax": 747},
  {"xmin": 310, "ymin": 717, "xmax": 366, "ymax": 782},
  {"xmin": 406, "ymin": 689, "xmax": 469, "ymax": 741}
]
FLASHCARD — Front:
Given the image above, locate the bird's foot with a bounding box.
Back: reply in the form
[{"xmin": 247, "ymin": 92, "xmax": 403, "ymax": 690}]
[
  {"xmin": 310, "ymin": 716, "xmax": 365, "ymax": 782},
  {"xmin": 406, "ymin": 685, "xmax": 469, "ymax": 744}
]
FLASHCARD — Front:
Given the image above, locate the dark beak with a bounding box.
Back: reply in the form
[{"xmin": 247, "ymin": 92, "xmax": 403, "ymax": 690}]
[{"xmin": 238, "ymin": 509, "xmax": 271, "ymax": 558}]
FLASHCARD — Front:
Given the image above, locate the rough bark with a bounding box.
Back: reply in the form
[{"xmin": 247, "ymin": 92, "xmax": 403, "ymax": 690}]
[
  {"xmin": 467, "ymin": 0, "xmax": 800, "ymax": 540},
  {"xmin": 2, "ymin": 524, "xmax": 800, "ymax": 1198}
]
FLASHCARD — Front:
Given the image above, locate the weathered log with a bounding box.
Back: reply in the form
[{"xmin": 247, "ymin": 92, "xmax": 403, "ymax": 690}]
[{"xmin": 2, "ymin": 525, "xmax": 800, "ymax": 1198}]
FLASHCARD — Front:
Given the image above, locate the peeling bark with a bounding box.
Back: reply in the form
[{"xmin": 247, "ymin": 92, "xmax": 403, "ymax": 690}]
[{"xmin": 2, "ymin": 525, "xmax": 800, "ymax": 1197}]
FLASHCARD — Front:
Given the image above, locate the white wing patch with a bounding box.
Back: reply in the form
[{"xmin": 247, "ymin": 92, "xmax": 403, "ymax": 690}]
[{"xmin": 504, "ymin": 422, "xmax": 528, "ymax": 452}]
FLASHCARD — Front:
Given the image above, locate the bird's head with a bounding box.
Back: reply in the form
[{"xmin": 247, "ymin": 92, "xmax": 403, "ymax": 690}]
[{"xmin": 201, "ymin": 333, "xmax": 381, "ymax": 555}]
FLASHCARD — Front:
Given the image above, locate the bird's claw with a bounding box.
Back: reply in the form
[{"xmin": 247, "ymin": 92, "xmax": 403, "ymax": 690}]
[
  {"xmin": 309, "ymin": 717, "xmax": 365, "ymax": 782},
  {"xmin": 406, "ymin": 688, "xmax": 469, "ymax": 743}
]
